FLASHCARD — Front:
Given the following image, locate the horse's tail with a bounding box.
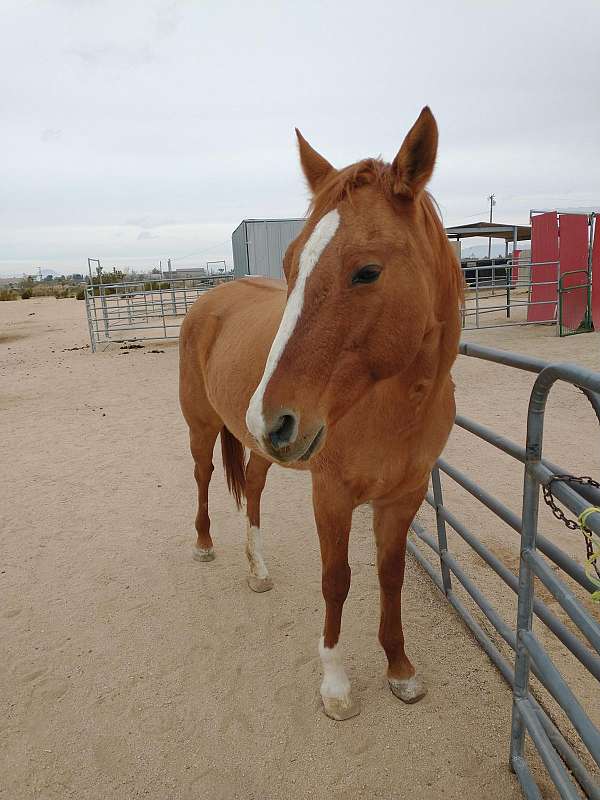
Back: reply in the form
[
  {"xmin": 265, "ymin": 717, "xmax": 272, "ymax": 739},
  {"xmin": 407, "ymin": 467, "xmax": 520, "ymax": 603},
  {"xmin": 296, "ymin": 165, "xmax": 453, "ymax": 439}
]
[{"xmin": 220, "ymin": 426, "xmax": 246, "ymax": 510}]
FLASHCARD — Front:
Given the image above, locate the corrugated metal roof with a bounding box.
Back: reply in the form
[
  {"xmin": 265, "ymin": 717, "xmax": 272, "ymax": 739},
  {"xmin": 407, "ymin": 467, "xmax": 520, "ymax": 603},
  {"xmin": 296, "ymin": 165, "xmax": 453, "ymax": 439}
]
[{"xmin": 445, "ymin": 222, "xmax": 531, "ymax": 241}]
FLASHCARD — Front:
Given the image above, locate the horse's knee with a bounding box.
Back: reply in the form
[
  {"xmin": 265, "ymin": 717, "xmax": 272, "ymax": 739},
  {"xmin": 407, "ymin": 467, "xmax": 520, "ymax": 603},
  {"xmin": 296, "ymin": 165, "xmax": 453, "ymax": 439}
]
[{"xmin": 322, "ymin": 563, "xmax": 351, "ymax": 605}]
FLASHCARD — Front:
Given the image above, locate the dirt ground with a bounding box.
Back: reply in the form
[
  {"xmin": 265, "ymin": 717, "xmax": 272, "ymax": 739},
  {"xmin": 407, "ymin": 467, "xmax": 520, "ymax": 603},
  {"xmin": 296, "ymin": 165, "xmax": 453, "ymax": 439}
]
[{"xmin": 1, "ymin": 297, "xmax": 599, "ymax": 800}]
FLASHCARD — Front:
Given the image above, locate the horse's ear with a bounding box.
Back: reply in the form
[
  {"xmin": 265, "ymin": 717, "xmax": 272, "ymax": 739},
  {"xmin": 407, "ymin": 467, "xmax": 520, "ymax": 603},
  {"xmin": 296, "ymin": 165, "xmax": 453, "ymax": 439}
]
[
  {"xmin": 295, "ymin": 129, "xmax": 335, "ymax": 194},
  {"xmin": 391, "ymin": 107, "xmax": 438, "ymax": 199}
]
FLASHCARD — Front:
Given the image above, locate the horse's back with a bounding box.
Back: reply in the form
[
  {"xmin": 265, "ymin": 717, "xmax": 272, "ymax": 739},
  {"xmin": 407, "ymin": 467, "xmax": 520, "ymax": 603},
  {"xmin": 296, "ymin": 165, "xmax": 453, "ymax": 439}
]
[{"xmin": 181, "ymin": 277, "xmax": 284, "ymax": 353}]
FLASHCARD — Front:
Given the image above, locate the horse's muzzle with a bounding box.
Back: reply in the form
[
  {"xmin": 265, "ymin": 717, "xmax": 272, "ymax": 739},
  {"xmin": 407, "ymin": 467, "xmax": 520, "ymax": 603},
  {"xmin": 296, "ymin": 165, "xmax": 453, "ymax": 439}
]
[{"xmin": 262, "ymin": 411, "xmax": 326, "ymax": 464}]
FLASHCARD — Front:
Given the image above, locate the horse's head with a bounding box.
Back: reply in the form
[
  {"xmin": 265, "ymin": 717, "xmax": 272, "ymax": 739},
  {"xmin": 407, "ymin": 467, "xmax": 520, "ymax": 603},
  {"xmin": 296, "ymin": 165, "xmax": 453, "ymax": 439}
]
[{"xmin": 246, "ymin": 107, "xmax": 462, "ymax": 464}]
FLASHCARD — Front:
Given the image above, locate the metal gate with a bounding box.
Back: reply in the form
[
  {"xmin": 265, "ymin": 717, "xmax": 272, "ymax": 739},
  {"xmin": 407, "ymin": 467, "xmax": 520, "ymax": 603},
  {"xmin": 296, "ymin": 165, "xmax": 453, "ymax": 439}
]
[
  {"xmin": 558, "ymin": 270, "xmax": 593, "ymax": 337},
  {"xmin": 461, "ymin": 260, "xmax": 561, "ymax": 332},
  {"xmin": 84, "ymin": 276, "xmax": 233, "ymax": 352},
  {"xmin": 409, "ymin": 342, "xmax": 600, "ymax": 799}
]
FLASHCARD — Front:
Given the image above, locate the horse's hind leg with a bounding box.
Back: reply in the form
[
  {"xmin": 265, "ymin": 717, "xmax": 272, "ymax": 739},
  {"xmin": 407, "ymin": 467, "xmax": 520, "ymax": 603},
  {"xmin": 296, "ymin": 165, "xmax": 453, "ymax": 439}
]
[
  {"xmin": 244, "ymin": 452, "xmax": 273, "ymax": 592},
  {"xmin": 189, "ymin": 422, "xmax": 221, "ymax": 562}
]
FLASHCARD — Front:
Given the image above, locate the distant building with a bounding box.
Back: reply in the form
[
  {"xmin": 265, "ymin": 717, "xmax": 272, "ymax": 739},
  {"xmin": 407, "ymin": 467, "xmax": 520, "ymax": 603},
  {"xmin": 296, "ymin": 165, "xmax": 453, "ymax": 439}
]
[
  {"xmin": 169, "ymin": 267, "xmax": 207, "ymax": 280},
  {"xmin": 232, "ymin": 218, "xmax": 305, "ymax": 280}
]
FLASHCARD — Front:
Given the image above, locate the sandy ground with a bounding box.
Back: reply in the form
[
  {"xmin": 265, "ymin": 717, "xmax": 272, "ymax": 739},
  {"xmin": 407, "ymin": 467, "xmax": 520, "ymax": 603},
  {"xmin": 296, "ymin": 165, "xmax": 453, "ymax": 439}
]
[{"xmin": 1, "ymin": 297, "xmax": 599, "ymax": 800}]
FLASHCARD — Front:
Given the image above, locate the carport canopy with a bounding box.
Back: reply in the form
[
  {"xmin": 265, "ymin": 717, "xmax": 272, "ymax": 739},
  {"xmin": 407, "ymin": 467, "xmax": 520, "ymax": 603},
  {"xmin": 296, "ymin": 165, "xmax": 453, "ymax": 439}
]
[{"xmin": 445, "ymin": 221, "xmax": 531, "ymax": 243}]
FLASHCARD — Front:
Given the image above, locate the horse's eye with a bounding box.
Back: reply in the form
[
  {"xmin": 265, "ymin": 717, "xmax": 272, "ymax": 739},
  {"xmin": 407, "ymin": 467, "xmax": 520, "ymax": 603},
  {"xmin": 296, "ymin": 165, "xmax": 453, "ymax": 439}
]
[{"xmin": 352, "ymin": 265, "xmax": 381, "ymax": 285}]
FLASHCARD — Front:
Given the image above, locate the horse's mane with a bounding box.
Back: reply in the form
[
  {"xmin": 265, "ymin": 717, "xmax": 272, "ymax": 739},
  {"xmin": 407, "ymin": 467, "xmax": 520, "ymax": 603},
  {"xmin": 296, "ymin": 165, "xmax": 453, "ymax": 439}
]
[
  {"xmin": 421, "ymin": 190, "xmax": 465, "ymax": 305},
  {"xmin": 309, "ymin": 158, "xmax": 464, "ymax": 304}
]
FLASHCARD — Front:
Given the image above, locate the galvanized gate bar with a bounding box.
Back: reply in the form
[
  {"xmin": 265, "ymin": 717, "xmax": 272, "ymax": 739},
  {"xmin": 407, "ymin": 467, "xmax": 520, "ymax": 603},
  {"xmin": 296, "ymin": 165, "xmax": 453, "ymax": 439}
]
[
  {"xmin": 459, "ymin": 341, "xmax": 550, "ymax": 372},
  {"xmin": 413, "ymin": 515, "xmax": 596, "ymax": 703},
  {"xmin": 510, "ymin": 756, "xmax": 544, "ymax": 800},
  {"xmin": 413, "ymin": 520, "xmax": 519, "ymax": 648},
  {"xmin": 437, "ymin": 457, "xmax": 595, "ymax": 591},
  {"xmin": 422, "ymin": 495, "xmax": 600, "ymax": 679},
  {"xmin": 514, "ymin": 699, "xmax": 581, "ymax": 800},
  {"xmin": 515, "ymin": 356, "xmax": 600, "ymax": 796},
  {"xmin": 520, "ymin": 631, "xmax": 600, "ymax": 764},
  {"xmin": 456, "ymin": 414, "xmax": 600, "ymax": 508},
  {"xmin": 409, "ymin": 522, "xmax": 600, "ymax": 799},
  {"xmin": 531, "ymin": 461, "xmax": 600, "ymax": 534},
  {"xmin": 410, "ymin": 342, "xmax": 600, "ymax": 799},
  {"xmin": 524, "ymin": 550, "xmax": 600, "ymax": 651}
]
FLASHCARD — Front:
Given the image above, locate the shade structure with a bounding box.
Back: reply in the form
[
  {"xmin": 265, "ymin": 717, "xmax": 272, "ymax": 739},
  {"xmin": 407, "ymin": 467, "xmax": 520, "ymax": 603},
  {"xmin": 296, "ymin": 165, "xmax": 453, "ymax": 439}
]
[{"xmin": 445, "ymin": 222, "xmax": 531, "ymax": 242}]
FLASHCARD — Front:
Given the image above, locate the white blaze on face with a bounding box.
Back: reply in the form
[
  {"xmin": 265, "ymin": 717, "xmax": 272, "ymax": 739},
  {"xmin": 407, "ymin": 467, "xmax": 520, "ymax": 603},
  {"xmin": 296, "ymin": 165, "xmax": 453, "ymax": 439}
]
[
  {"xmin": 245, "ymin": 522, "xmax": 269, "ymax": 580},
  {"xmin": 245, "ymin": 209, "xmax": 340, "ymax": 441},
  {"xmin": 318, "ymin": 635, "xmax": 351, "ymax": 703}
]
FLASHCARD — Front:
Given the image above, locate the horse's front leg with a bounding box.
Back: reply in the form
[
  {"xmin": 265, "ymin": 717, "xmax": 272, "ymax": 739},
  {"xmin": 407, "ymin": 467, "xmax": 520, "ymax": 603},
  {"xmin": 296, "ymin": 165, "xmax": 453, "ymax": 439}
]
[
  {"xmin": 313, "ymin": 480, "xmax": 359, "ymax": 721},
  {"xmin": 372, "ymin": 492, "xmax": 427, "ymax": 704}
]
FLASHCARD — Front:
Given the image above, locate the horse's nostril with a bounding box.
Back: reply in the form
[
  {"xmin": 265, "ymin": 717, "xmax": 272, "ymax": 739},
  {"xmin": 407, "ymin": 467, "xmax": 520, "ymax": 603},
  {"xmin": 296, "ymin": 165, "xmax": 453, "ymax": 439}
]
[{"xmin": 268, "ymin": 412, "xmax": 298, "ymax": 450}]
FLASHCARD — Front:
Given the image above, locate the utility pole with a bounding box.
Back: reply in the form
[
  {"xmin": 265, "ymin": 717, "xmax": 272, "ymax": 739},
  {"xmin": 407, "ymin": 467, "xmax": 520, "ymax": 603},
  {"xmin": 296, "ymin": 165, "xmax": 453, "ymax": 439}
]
[{"xmin": 487, "ymin": 193, "xmax": 496, "ymax": 258}]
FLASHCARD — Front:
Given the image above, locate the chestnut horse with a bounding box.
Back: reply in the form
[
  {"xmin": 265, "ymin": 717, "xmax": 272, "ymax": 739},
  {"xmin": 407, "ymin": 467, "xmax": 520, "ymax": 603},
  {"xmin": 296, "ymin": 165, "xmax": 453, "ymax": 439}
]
[{"xmin": 179, "ymin": 107, "xmax": 462, "ymax": 720}]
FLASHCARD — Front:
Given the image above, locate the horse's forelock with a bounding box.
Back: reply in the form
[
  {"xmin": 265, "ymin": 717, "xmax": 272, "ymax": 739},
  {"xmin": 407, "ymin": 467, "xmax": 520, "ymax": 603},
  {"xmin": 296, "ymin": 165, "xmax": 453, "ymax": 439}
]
[{"xmin": 308, "ymin": 158, "xmax": 393, "ymax": 217}]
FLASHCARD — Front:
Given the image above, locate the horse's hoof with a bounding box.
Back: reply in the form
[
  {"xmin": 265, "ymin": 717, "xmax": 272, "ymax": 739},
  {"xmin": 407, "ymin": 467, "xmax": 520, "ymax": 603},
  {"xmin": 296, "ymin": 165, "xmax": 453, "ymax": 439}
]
[
  {"xmin": 388, "ymin": 675, "xmax": 427, "ymax": 704},
  {"xmin": 247, "ymin": 575, "xmax": 273, "ymax": 593},
  {"xmin": 321, "ymin": 695, "xmax": 361, "ymax": 721},
  {"xmin": 192, "ymin": 546, "xmax": 215, "ymax": 562}
]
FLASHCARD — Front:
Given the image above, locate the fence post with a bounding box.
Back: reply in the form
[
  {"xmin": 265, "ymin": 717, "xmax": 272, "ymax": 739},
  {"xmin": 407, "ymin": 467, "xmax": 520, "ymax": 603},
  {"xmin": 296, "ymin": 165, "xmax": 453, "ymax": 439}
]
[
  {"xmin": 555, "ymin": 261, "xmax": 561, "ymax": 337},
  {"xmin": 158, "ymin": 285, "xmax": 167, "ymax": 338},
  {"xmin": 168, "ymin": 258, "xmax": 176, "ymax": 314},
  {"xmin": 510, "ymin": 382, "xmax": 544, "ymax": 771},
  {"xmin": 475, "ymin": 266, "xmax": 480, "ymax": 328},
  {"xmin": 143, "ymin": 283, "xmax": 148, "ymax": 323},
  {"xmin": 432, "ymin": 466, "xmax": 452, "ymax": 595},
  {"xmin": 85, "ymin": 286, "xmax": 96, "ymax": 353},
  {"xmin": 100, "ymin": 285, "xmax": 109, "ymax": 341}
]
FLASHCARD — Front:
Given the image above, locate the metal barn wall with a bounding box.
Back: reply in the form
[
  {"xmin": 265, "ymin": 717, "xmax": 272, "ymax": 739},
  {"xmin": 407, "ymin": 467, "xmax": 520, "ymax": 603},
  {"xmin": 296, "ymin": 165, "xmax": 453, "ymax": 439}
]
[
  {"xmin": 232, "ymin": 219, "xmax": 305, "ymax": 280},
  {"xmin": 231, "ymin": 222, "xmax": 249, "ymax": 278}
]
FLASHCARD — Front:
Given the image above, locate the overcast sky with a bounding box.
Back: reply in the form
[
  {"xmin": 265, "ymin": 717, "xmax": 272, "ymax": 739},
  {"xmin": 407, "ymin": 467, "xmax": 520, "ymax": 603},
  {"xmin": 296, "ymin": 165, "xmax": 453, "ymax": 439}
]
[{"xmin": 1, "ymin": 0, "xmax": 599, "ymax": 276}]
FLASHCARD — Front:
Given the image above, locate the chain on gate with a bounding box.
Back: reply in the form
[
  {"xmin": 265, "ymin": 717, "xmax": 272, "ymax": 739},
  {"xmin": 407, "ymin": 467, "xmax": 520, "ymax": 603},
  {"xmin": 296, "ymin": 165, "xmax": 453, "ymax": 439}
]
[{"xmin": 542, "ymin": 475, "xmax": 600, "ymax": 600}]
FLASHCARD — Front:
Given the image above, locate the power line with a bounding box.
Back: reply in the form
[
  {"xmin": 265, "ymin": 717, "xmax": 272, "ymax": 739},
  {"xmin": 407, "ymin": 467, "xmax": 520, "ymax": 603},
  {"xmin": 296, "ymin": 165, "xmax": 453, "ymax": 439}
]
[
  {"xmin": 460, "ymin": 210, "xmax": 489, "ymax": 220},
  {"xmin": 168, "ymin": 238, "xmax": 232, "ymax": 263}
]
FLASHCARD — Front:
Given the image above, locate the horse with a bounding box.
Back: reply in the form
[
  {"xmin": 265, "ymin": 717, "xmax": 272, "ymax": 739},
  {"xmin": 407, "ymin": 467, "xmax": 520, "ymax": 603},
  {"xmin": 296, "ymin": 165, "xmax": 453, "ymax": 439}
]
[{"xmin": 179, "ymin": 107, "xmax": 462, "ymax": 721}]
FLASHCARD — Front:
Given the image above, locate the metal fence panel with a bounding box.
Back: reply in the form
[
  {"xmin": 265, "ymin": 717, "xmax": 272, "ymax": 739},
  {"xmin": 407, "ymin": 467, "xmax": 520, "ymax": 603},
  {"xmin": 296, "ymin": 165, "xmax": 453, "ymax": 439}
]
[
  {"xmin": 558, "ymin": 270, "xmax": 593, "ymax": 336},
  {"xmin": 85, "ymin": 276, "xmax": 233, "ymax": 351},
  {"xmin": 460, "ymin": 260, "xmax": 561, "ymax": 332},
  {"xmin": 411, "ymin": 342, "xmax": 600, "ymax": 799}
]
